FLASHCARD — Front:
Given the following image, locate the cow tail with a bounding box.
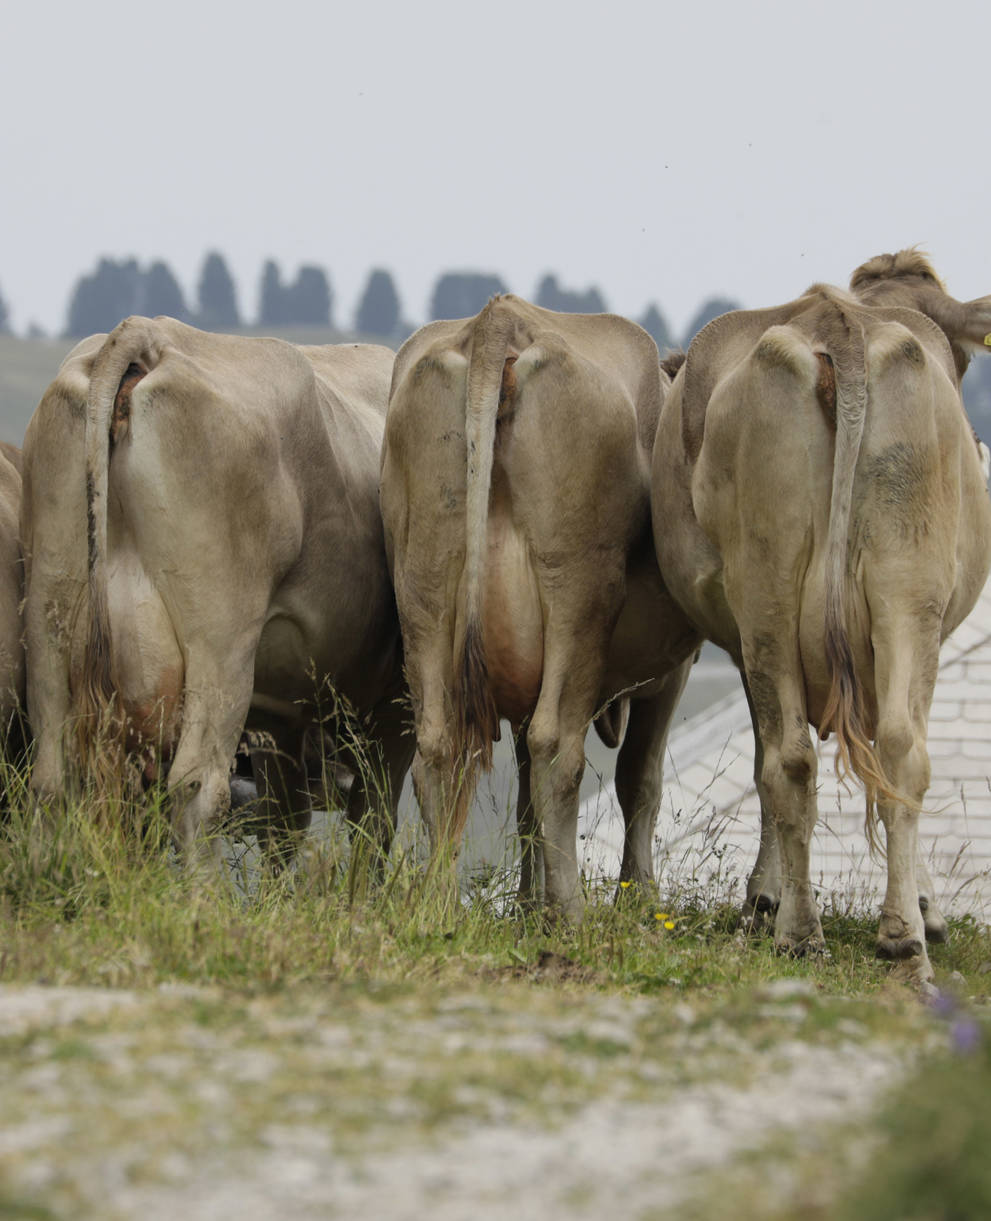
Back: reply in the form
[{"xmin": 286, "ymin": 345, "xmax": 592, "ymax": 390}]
[
  {"xmin": 76, "ymin": 317, "xmax": 155, "ymax": 789},
  {"xmin": 816, "ymin": 307, "xmax": 893, "ymax": 854},
  {"xmin": 452, "ymin": 300, "xmax": 512, "ymax": 786}
]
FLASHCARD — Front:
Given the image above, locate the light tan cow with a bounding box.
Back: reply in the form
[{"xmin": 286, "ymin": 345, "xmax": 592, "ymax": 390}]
[
  {"xmin": 0, "ymin": 442, "xmax": 23, "ymax": 478},
  {"xmin": 381, "ymin": 296, "xmax": 701, "ymax": 918},
  {"xmin": 0, "ymin": 445, "xmax": 26, "ymax": 778},
  {"xmin": 652, "ymin": 250, "xmax": 991, "ymax": 981},
  {"xmin": 22, "ymin": 316, "xmax": 412, "ymax": 863}
]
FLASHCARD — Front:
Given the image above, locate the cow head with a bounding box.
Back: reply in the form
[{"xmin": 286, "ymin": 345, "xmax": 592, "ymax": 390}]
[{"xmin": 850, "ymin": 248, "xmax": 991, "ymax": 383}]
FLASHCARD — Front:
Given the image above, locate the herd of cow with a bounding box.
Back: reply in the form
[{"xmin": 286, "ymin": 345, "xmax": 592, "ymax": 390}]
[{"xmin": 2, "ymin": 247, "xmax": 989, "ymax": 983}]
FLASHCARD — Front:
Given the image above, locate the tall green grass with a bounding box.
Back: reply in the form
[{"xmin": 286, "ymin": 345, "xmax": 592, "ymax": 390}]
[{"xmin": 2, "ymin": 758, "xmax": 989, "ymax": 1004}]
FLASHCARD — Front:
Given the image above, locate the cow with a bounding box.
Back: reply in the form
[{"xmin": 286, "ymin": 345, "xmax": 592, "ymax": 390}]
[
  {"xmin": 22, "ymin": 317, "xmax": 412, "ymax": 867},
  {"xmin": 651, "ymin": 250, "xmax": 991, "ymax": 981},
  {"xmin": 381, "ymin": 297, "xmax": 701, "ymax": 919},
  {"xmin": 0, "ymin": 445, "xmax": 26, "ymax": 783},
  {"xmin": 0, "ymin": 442, "xmax": 23, "ymax": 478}
]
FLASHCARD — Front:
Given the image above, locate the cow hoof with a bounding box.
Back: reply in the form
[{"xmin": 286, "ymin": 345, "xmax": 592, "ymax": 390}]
[
  {"xmin": 876, "ymin": 935, "xmax": 925, "ymax": 962},
  {"xmin": 740, "ymin": 893, "xmax": 778, "ymax": 936},
  {"xmin": 775, "ymin": 934, "xmax": 829, "ymax": 960},
  {"xmin": 919, "ymin": 898, "xmax": 949, "ymax": 944}
]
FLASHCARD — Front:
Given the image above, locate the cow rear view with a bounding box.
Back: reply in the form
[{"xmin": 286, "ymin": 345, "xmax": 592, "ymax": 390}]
[
  {"xmin": 23, "ymin": 316, "xmax": 412, "ymax": 866},
  {"xmin": 652, "ymin": 250, "xmax": 991, "ymax": 981},
  {"xmin": 382, "ymin": 296, "xmax": 700, "ymax": 917}
]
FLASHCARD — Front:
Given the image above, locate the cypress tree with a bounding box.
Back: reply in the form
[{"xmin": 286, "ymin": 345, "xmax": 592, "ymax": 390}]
[
  {"xmin": 429, "ymin": 272, "xmax": 507, "ymax": 321},
  {"xmin": 142, "ymin": 260, "xmax": 188, "ymax": 321},
  {"xmin": 197, "ymin": 251, "xmax": 240, "ymax": 329},
  {"xmin": 355, "ymin": 269, "xmax": 400, "ymax": 337},
  {"xmin": 257, "ymin": 259, "xmax": 285, "ymax": 327}
]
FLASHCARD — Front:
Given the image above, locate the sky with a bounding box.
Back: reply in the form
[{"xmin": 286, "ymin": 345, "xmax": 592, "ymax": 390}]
[{"xmin": 2, "ymin": 0, "xmax": 989, "ymax": 339}]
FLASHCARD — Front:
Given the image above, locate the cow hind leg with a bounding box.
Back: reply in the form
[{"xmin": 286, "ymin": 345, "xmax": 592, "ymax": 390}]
[
  {"xmin": 740, "ymin": 680, "xmax": 782, "ymax": 933},
  {"xmin": 526, "ymin": 612, "xmax": 616, "ymax": 923},
  {"xmin": 165, "ymin": 644, "xmax": 258, "ymax": 878},
  {"xmin": 874, "ymin": 720, "xmax": 931, "ymax": 976},
  {"xmin": 614, "ymin": 659, "xmax": 693, "ymax": 897},
  {"xmin": 526, "ymin": 698, "xmax": 587, "ymax": 923},
  {"xmin": 411, "ymin": 695, "xmax": 481, "ymax": 914},
  {"xmin": 745, "ymin": 661, "xmax": 825, "ymax": 956},
  {"xmin": 871, "ymin": 616, "xmax": 940, "ymax": 982}
]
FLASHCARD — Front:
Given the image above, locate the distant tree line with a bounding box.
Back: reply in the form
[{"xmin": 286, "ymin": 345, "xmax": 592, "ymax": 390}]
[
  {"xmin": 3, "ymin": 253, "xmax": 990, "ymax": 440},
  {"xmin": 47, "ymin": 253, "xmax": 733, "ymax": 353}
]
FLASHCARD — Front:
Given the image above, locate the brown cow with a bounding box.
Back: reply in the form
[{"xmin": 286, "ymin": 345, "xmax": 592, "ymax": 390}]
[
  {"xmin": 22, "ymin": 317, "xmax": 412, "ymax": 865},
  {"xmin": 381, "ymin": 297, "xmax": 700, "ymax": 918},
  {"xmin": 652, "ymin": 251, "xmax": 991, "ymax": 981}
]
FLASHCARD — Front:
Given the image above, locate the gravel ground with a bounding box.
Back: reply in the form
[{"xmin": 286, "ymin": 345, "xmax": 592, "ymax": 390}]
[{"xmin": 0, "ymin": 978, "xmax": 918, "ymax": 1220}]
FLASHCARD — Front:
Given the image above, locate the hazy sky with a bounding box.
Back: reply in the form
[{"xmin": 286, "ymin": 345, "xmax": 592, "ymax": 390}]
[{"xmin": 2, "ymin": 0, "xmax": 988, "ymax": 338}]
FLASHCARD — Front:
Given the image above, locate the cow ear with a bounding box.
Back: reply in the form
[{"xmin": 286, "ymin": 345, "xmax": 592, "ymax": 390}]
[{"xmin": 962, "ymin": 295, "xmax": 991, "ymax": 351}]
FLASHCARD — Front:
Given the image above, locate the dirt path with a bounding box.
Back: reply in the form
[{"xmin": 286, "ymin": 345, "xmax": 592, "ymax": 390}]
[{"xmin": 0, "ymin": 978, "xmax": 922, "ymax": 1219}]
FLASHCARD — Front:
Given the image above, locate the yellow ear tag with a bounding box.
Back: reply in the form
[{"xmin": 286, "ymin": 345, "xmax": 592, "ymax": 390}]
[{"xmin": 985, "ymin": 334, "xmax": 991, "ymax": 346}]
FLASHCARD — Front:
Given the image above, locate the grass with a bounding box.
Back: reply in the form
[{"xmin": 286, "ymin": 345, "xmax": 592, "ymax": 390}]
[{"xmin": 2, "ymin": 774, "xmax": 990, "ymax": 1001}]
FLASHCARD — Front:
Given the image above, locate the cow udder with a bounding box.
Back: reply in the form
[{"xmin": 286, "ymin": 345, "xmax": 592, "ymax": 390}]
[{"xmin": 481, "ymin": 515, "xmax": 544, "ymax": 726}]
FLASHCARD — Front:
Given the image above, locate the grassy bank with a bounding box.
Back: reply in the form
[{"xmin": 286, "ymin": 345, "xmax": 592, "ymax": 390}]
[
  {"xmin": 3, "ymin": 792, "xmax": 990, "ymax": 999},
  {"xmin": 3, "ymin": 793, "xmax": 991, "ymax": 1219}
]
